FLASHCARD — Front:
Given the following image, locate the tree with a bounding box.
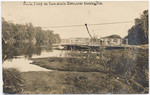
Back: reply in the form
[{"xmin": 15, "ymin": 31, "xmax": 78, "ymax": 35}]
[
  {"xmin": 105, "ymin": 34, "xmax": 122, "ymax": 38},
  {"xmin": 126, "ymin": 10, "xmax": 148, "ymax": 45},
  {"xmin": 2, "ymin": 18, "xmax": 61, "ymax": 45},
  {"xmin": 141, "ymin": 10, "xmax": 148, "ymax": 44}
]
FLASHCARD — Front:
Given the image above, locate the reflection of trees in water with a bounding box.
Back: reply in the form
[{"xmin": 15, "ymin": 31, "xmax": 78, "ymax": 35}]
[
  {"xmin": 41, "ymin": 44, "xmax": 53, "ymax": 52},
  {"xmin": 13, "ymin": 42, "xmax": 42, "ymax": 58},
  {"xmin": 2, "ymin": 41, "xmax": 52, "ymax": 61}
]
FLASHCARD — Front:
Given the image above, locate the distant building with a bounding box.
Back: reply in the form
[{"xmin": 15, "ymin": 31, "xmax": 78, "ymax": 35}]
[{"xmin": 100, "ymin": 37, "xmax": 123, "ymax": 46}]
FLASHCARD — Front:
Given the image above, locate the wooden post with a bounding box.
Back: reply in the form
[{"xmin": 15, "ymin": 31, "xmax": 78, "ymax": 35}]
[
  {"xmin": 86, "ymin": 46, "xmax": 91, "ymax": 63},
  {"xmin": 99, "ymin": 39, "xmax": 105, "ymax": 58},
  {"xmin": 126, "ymin": 39, "xmax": 128, "ymax": 45}
]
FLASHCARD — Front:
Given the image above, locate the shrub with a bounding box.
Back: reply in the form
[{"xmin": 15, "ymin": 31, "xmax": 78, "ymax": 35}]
[{"xmin": 3, "ymin": 68, "xmax": 24, "ymax": 94}]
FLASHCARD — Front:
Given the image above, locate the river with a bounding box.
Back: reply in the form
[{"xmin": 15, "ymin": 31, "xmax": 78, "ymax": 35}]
[{"xmin": 3, "ymin": 49, "xmax": 68, "ymax": 72}]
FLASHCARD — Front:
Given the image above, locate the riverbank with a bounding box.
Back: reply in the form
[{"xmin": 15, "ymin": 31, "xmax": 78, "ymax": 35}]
[
  {"xmin": 30, "ymin": 48, "xmax": 148, "ymax": 74},
  {"xmin": 31, "ymin": 57, "xmax": 115, "ymax": 73},
  {"xmin": 21, "ymin": 71, "xmax": 135, "ymax": 94}
]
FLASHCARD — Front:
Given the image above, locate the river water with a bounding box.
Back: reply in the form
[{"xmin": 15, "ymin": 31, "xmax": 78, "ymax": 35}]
[{"xmin": 3, "ymin": 50, "xmax": 68, "ymax": 72}]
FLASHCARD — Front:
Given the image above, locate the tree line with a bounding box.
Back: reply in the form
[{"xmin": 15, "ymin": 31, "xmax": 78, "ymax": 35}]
[
  {"xmin": 125, "ymin": 10, "xmax": 148, "ymax": 45},
  {"xmin": 2, "ymin": 17, "xmax": 61, "ymax": 45}
]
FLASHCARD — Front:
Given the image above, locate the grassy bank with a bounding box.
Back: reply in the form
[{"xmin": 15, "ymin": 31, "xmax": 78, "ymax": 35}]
[
  {"xmin": 31, "ymin": 48, "xmax": 148, "ymax": 75},
  {"xmin": 31, "ymin": 56, "xmax": 114, "ymax": 73},
  {"xmin": 21, "ymin": 71, "xmax": 136, "ymax": 94}
]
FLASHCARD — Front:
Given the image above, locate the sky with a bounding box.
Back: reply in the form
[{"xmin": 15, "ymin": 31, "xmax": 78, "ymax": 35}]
[{"xmin": 1, "ymin": 1, "xmax": 149, "ymax": 38}]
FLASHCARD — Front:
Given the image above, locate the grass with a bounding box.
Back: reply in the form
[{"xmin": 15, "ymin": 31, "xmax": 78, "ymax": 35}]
[
  {"xmin": 29, "ymin": 48, "xmax": 148, "ymax": 94},
  {"xmin": 31, "ymin": 56, "xmax": 114, "ymax": 73},
  {"xmin": 31, "ymin": 48, "xmax": 148, "ymax": 74},
  {"xmin": 21, "ymin": 71, "xmax": 136, "ymax": 94}
]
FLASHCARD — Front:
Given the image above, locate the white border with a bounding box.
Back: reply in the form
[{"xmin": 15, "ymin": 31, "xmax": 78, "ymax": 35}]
[
  {"xmin": 0, "ymin": 0, "xmax": 149, "ymax": 1},
  {"xmin": 0, "ymin": 1, "xmax": 2, "ymax": 94},
  {"xmin": 0, "ymin": 0, "xmax": 149, "ymax": 95}
]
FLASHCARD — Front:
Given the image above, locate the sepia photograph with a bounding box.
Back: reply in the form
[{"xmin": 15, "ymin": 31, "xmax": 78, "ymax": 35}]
[{"xmin": 1, "ymin": 1, "xmax": 149, "ymax": 94}]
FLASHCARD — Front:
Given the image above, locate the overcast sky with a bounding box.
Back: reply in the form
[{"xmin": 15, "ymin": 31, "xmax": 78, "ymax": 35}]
[{"xmin": 2, "ymin": 1, "xmax": 148, "ymax": 38}]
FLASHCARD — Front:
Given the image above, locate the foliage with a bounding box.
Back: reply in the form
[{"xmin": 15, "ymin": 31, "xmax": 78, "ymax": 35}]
[
  {"xmin": 2, "ymin": 18, "xmax": 61, "ymax": 45},
  {"xmin": 126, "ymin": 10, "xmax": 148, "ymax": 45},
  {"xmin": 3, "ymin": 68, "xmax": 24, "ymax": 94},
  {"xmin": 105, "ymin": 34, "xmax": 122, "ymax": 38}
]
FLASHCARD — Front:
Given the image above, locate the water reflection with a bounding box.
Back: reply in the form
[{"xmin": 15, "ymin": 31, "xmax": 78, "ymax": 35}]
[
  {"xmin": 2, "ymin": 42, "xmax": 62, "ymax": 72},
  {"xmin": 2, "ymin": 42, "xmax": 53, "ymax": 61}
]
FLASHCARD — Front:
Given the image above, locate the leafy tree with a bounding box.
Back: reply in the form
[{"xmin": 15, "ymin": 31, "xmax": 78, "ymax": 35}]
[
  {"xmin": 2, "ymin": 18, "xmax": 61, "ymax": 45},
  {"xmin": 126, "ymin": 10, "xmax": 148, "ymax": 45}
]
